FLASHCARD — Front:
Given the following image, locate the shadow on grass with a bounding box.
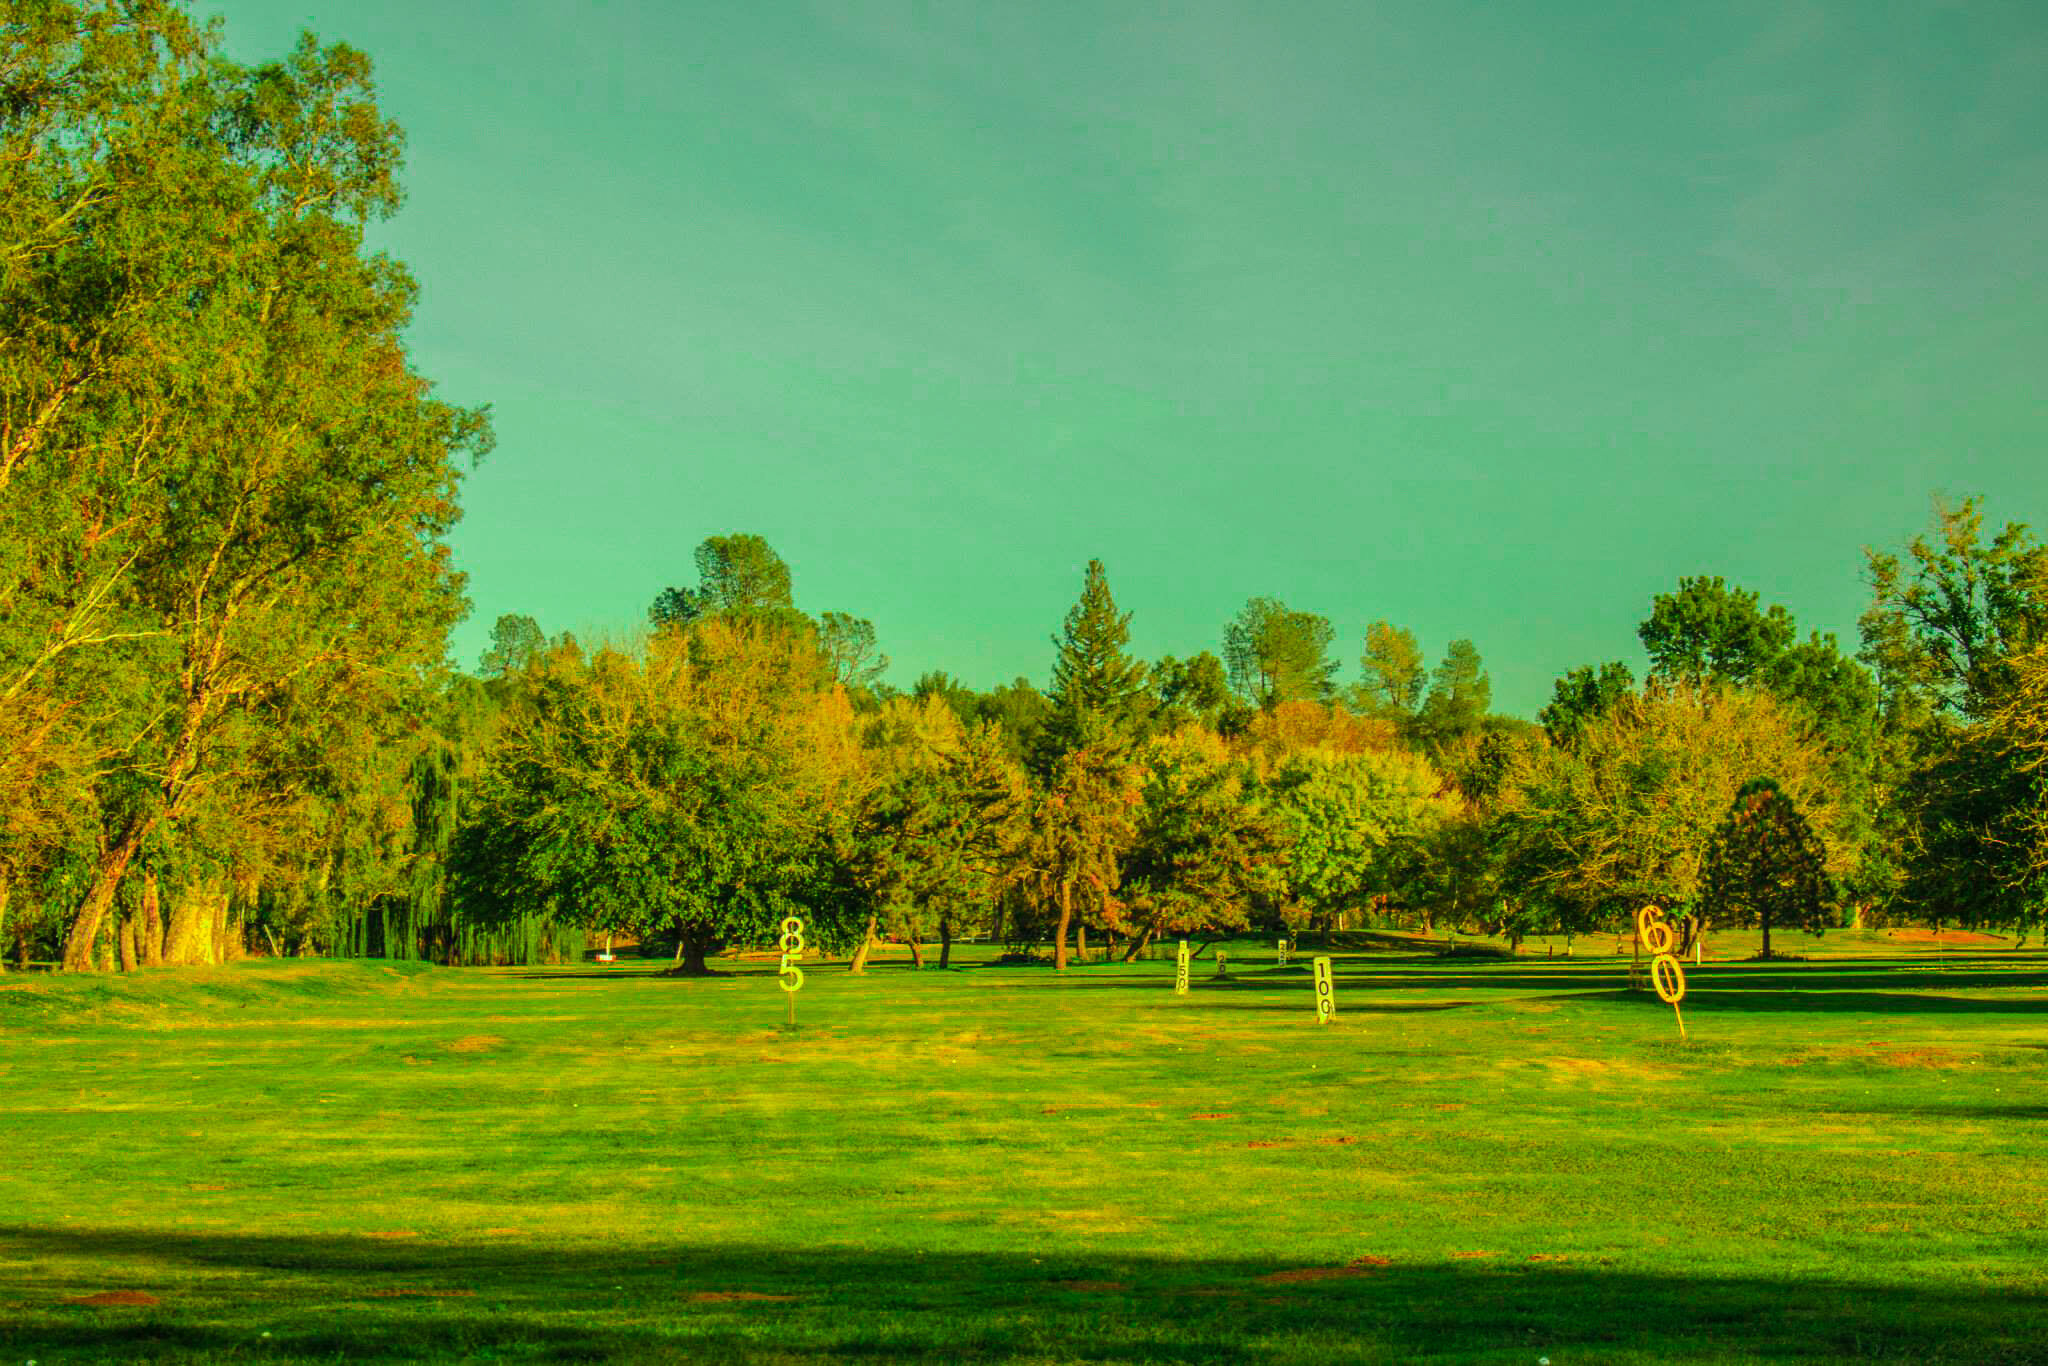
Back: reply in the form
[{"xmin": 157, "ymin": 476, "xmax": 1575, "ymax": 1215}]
[
  {"xmin": 1670, "ymin": 989, "xmax": 2048, "ymax": 1015},
  {"xmin": 3, "ymin": 1226, "xmax": 2043, "ymax": 1363}
]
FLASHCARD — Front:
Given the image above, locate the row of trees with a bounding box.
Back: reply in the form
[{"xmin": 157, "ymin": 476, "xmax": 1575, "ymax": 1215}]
[{"xmin": 433, "ymin": 502, "xmax": 2043, "ymax": 971}]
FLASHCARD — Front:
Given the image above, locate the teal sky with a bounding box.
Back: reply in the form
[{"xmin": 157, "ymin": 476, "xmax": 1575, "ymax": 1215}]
[{"xmin": 208, "ymin": 1, "xmax": 2047, "ymax": 715}]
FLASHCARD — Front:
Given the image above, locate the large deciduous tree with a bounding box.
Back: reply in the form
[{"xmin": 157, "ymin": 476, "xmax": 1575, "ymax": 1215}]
[
  {"xmin": 853, "ymin": 697, "xmax": 1025, "ymax": 969},
  {"xmin": 1497, "ymin": 682, "xmax": 1840, "ymax": 930},
  {"xmin": 1013, "ymin": 747, "xmax": 1139, "ymax": 970},
  {"xmin": 1119, "ymin": 729, "xmax": 1285, "ymax": 954},
  {"xmin": 1, "ymin": 9, "xmax": 490, "ymax": 971},
  {"xmin": 449, "ymin": 621, "xmax": 864, "ymax": 973},
  {"xmin": 1270, "ymin": 749, "xmax": 1447, "ymax": 931},
  {"xmin": 1863, "ymin": 501, "xmax": 2048, "ymax": 934}
]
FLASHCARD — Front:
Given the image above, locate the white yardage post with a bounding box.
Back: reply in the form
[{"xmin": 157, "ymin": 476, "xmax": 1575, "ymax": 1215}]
[
  {"xmin": 1174, "ymin": 940, "xmax": 1190, "ymax": 995},
  {"xmin": 1276, "ymin": 938, "xmax": 1289, "ymax": 967},
  {"xmin": 1216, "ymin": 949, "xmax": 1227, "ymax": 978},
  {"xmin": 1312, "ymin": 955, "xmax": 1335, "ymax": 1024}
]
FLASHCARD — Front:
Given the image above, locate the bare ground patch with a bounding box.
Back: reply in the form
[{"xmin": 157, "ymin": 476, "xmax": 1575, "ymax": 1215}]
[
  {"xmin": 446, "ymin": 1035, "xmax": 504, "ymax": 1053},
  {"xmin": 685, "ymin": 1291, "xmax": 798, "ymax": 1303},
  {"xmin": 65, "ymin": 1291, "xmax": 160, "ymax": 1307},
  {"xmin": 1257, "ymin": 1256, "xmax": 1390, "ymax": 1285},
  {"xmin": 1887, "ymin": 928, "xmax": 2004, "ymax": 945}
]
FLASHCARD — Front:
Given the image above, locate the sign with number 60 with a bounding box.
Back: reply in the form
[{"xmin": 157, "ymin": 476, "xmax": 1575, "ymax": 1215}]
[{"xmin": 1636, "ymin": 905, "xmax": 1687, "ymax": 1039}]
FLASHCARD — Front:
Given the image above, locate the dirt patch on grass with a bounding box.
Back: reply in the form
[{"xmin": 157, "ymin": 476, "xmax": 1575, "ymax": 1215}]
[
  {"xmin": 365, "ymin": 1230, "xmax": 420, "ymax": 1240},
  {"xmin": 1887, "ymin": 928, "xmax": 2004, "ymax": 945},
  {"xmin": 481, "ymin": 1227, "xmax": 525, "ymax": 1236},
  {"xmin": 1055, "ymin": 1280, "xmax": 1128, "ymax": 1292},
  {"xmin": 685, "ymin": 1291, "xmax": 798, "ymax": 1303},
  {"xmin": 66, "ymin": 1291, "xmax": 160, "ymax": 1307},
  {"xmin": 1450, "ymin": 1251, "xmax": 1495, "ymax": 1259},
  {"xmin": 447, "ymin": 1035, "xmax": 504, "ymax": 1053},
  {"xmin": 1527, "ymin": 1254, "xmax": 1569, "ymax": 1263},
  {"xmin": 1257, "ymin": 1256, "xmax": 1389, "ymax": 1285},
  {"xmin": 1189, "ymin": 1112, "xmax": 1236, "ymax": 1120},
  {"xmin": 1874, "ymin": 1047, "xmax": 1972, "ymax": 1069},
  {"xmin": 1247, "ymin": 1135, "xmax": 1356, "ymax": 1150}
]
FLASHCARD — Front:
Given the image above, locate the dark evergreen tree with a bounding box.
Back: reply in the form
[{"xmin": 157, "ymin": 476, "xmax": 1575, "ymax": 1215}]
[
  {"xmin": 1702, "ymin": 778, "xmax": 1833, "ymax": 958},
  {"xmin": 649, "ymin": 533, "xmax": 796, "ymax": 629},
  {"xmin": 1539, "ymin": 661, "xmax": 1635, "ymax": 747},
  {"xmin": 1037, "ymin": 559, "xmax": 1152, "ymax": 771}
]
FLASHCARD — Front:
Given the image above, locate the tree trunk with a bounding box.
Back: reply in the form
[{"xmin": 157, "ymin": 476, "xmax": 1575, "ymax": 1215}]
[
  {"xmin": 1053, "ymin": 884, "xmax": 1074, "ymax": 972},
  {"xmin": 163, "ymin": 877, "xmax": 217, "ymax": 966},
  {"xmin": 118, "ymin": 915, "xmax": 138, "ymax": 973},
  {"xmin": 0, "ymin": 878, "xmax": 8, "ymax": 974},
  {"xmin": 140, "ymin": 869, "xmax": 163, "ymax": 967},
  {"xmin": 908, "ymin": 936, "xmax": 924, "ymax": 969},
  {"xmin": 849, "ymin": 914, "xmax": 877, "ymax": 974},
  {"xmin": 670, "ymin": 929, "xmax": 713, "ymax": 975},
  {"xmin": 1122, "ymin": 927, "xmax": 1155, "ymax": 962},
  {"xmin": 60, "ymin": 816, "xmax": 153, "ymax": 971},
  {"xmin": 938, "ymin": 915, "xmax": 953, "ymax": 970},
  {"xmin": 1076, "ymin": 923, "xmax": 1088, "ymax": 964},
  {"xmin": 1760, "ymin": 914, "xmax": 1772, "ymax": 961}
]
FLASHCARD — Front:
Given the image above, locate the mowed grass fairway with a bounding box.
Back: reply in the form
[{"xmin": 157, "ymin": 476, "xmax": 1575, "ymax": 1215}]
[{"xmin": 4, "ymin": 937, "xmax": 2047, "ymax": 1364}]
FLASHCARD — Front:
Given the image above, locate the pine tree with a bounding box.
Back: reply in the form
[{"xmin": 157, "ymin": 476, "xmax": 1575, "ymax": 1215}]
[
  {"xmin": 1702, "ymin": 777, "xmax": 1833, "ymax": 958},
  {"xmin": 1039, "ymin": 559, "xmax": 1152, "ymax": 769}
]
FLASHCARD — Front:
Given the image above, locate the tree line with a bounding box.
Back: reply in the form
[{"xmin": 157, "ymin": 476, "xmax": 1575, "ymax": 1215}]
[{"xmin": 4, "ymin": 4, "xmax": 2044, "ymax": 974}]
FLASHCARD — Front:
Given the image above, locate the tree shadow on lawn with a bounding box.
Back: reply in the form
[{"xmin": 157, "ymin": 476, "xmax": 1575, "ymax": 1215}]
[
  {"xmin": 1839, "ymin": 1102, "xmax": 2048, "ymax": 1122},
  {"xmin": 3, "ymin": 1225, "xmax": 2043, "ymax": 1363}
]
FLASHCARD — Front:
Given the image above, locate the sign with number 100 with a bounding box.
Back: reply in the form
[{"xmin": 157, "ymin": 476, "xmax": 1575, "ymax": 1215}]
[
  {"xmin": 1312, "ymin": 955, "xmax": 1335, "ymax": 1024},
  {"xmin": 1174, "ymin": 940, "xmax": 1190, "ymax": 995}
]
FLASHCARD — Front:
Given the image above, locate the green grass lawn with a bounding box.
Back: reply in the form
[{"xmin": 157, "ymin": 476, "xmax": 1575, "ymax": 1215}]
[{"xmin": 3, "ymin": 933, "xmax": 2046, "ymax": 1363}]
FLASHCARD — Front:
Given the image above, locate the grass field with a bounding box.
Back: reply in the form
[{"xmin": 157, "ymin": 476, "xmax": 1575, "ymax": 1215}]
[{"xmin": 3, "ymin": 932, "xmax": 2047, "ymax": 1363}]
